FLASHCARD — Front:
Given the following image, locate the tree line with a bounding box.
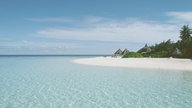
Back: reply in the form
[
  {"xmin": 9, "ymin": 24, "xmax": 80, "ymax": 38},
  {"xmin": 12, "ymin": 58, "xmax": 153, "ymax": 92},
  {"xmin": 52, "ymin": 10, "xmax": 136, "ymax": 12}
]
[
  {"xmin": 123, "ymin": 25, "xmax": 192, "ymax": 58},
  {"xmin": 143, "ymin": 25, "xmax": 192, "ymax": 58}
]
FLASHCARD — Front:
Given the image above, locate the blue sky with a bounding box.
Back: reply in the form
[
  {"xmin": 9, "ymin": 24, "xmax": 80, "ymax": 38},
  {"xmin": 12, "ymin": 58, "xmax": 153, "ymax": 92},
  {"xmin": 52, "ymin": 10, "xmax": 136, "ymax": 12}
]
[{"xmin": 0, "ymin": 0, "xmax": 192, "ymax": 55}]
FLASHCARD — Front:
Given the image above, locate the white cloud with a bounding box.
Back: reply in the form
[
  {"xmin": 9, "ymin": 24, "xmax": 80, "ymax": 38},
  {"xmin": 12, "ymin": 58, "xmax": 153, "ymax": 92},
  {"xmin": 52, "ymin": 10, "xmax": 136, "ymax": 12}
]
[
  {"xmin": 0, "ymin": 40, "xmax": 72, "ymax": 50},
  {"xmin": 0, "ymin": 37, "xmax": 14, "ymax": 41},
  {"xmin": 83, "ymin": 16, "xmax": 112, "ymax": 24},
  {"xmin": 27, "ymin": 11, "xmax": 192, "ymax": 54},
  {"xmin": 35, "ymin": 18, "xmax": 179, "ymax": 43},
  {"xmin": 4, "ymin": 12, "xmax": 192, "ymax": 54},
  {"xmin": 167, "ymin": 11, "xmax": 192, "ymax": 24}
]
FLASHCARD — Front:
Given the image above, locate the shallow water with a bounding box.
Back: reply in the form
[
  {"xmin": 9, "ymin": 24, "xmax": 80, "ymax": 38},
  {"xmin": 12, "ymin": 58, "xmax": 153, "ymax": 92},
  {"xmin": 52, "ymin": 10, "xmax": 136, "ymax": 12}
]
[{"xmin": 0, "ymin": 56, "xmax": 192, "ymax": 108}]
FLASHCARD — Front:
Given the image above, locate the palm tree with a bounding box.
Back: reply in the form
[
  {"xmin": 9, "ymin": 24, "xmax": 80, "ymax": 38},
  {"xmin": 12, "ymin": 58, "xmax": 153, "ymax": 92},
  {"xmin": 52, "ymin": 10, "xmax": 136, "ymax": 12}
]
[
  {"xmin": 179, "ymin": 25, "xmax": 192, "ymax": 58},
  {"xmin": 180, "ymin": 25, "xmax": 192, "ymax": 41}
]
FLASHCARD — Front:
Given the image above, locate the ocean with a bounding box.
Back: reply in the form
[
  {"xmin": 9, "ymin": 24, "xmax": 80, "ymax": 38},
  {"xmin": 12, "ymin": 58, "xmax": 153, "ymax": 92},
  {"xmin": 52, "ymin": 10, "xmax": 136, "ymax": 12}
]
[{"xmin": 0, "ymin": 55, "xmax": 192, "ymax": 108}]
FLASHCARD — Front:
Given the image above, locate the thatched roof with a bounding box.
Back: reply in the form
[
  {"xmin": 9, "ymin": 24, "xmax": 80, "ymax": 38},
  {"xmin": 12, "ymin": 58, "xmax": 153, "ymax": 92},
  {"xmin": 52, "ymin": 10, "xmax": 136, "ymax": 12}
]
[
  {"xmin": 122, "ymin": 48, "xmax": 129, "ymax": 55},
  {"xmin": 138, "ymin": 44, "xmax": 151, "ymax": 53},
  {"xmin": 114, "ymin": 49, "xmax": 123, "ymax": 55}
]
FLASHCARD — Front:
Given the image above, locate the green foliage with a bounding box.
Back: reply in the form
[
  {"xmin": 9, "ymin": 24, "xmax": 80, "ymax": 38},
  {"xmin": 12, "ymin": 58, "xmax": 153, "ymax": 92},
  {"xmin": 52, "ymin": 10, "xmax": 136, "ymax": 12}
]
[
  {"xmin": 142, "ymin": 25, "xmax": 192, "ymax": 58},
  {"xmin": 145, "ymin": 39, "xmax": 175, "ymax": 57},
  {"xmin": 149, "ymin": 51, "xmax": 169, "ymax": 58},
  {"xmin": 123, "ymin": 52, "xmax": 143, "ymax": 58},
  {"xmin": 180, "ymin": 25, "xmax": 192, "ymax": 41},
  {"xmin": 179, "ymin": 40, "xmax": 192, "ymax": 58},
  {"xmin": 179, "ymin": 25, "xmax": 192, "ymax": 58},
  {"xmin": 122, "ymin": 25, "xmax": 192, "ymax": 58}
]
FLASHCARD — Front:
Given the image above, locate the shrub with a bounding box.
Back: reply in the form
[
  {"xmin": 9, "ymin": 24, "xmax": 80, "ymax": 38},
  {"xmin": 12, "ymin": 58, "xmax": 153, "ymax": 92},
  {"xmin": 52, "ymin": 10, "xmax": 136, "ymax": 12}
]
[
  {"xmin": 122, "ymin": 52, "xmax": 143, "ymax": 58},
  {"xmin": 149, "ymin": 51, "xmax": 169, "ymax": 58}
]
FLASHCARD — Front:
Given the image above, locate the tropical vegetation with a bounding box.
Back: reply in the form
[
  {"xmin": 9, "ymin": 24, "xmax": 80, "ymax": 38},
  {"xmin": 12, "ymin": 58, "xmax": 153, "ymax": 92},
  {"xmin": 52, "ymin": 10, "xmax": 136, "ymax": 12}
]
[
  {"xmin": 123, "ymin": 25, "xmax": 192, "ymax": 58},
  {"xmin": 143, "ymin": 25, "xmax": 192, "ymax": 58},
  {"xmin": 123, "ymin": 52, "xmax": 143, "ymax": 58}
]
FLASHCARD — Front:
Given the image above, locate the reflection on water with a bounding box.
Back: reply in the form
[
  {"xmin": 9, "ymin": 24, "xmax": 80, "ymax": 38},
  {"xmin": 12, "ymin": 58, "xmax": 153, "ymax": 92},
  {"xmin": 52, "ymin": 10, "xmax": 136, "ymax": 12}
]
[{"xmin": 0, "ymin": 56, "xmax": 192, "ymax": 108}]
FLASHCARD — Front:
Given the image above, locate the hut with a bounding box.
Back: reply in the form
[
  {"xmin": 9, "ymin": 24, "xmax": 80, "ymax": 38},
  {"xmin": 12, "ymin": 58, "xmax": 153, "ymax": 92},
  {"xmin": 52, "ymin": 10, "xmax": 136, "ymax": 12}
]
[
  {"xmin": 122, "ymin": 48, "xmax": 129, "ymax": 55},
  {"xmin": 172, "ymin": 48, "xmax": 182, "ymax": 58},
  {"xmin": 138, "ymin": 44, "xmax": 151, "ymax": 54},
  {"xmin": 114, "ymin": 49, "xmax": 123, "ymax": 56}
]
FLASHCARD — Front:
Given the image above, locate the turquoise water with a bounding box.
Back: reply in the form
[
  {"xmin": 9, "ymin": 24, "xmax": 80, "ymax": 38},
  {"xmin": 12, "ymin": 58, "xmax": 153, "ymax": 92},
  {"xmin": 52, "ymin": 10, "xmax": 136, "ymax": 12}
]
[{"xmin": 0, "ymin": 56, "xmax": 192, "ymax": 108}]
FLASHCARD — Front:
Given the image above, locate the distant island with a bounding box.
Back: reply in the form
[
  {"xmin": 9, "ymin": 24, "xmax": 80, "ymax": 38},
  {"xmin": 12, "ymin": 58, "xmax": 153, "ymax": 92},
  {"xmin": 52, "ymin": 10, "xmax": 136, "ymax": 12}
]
[
  {"xmin": 73, "ymin": 25, "xmax": 192, "ymax": 71},
  {"xmin": 114, "ymin": 25, "xmax": 192, "ymax": 59}
]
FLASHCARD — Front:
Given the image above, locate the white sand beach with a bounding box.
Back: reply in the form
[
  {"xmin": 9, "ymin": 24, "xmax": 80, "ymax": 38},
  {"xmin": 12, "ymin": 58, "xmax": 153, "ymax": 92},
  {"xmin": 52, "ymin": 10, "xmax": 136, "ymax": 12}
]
[{"xmin": 73, "ymin": 57, "xmax": 192, "ymax": 71}]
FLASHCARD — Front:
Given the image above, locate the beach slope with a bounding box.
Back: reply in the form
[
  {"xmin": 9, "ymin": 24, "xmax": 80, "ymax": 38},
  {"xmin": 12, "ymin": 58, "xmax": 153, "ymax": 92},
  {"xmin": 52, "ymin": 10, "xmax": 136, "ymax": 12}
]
[{"xmin": 73, "ymin": 57, "xmax": 192, "ymax": 71}]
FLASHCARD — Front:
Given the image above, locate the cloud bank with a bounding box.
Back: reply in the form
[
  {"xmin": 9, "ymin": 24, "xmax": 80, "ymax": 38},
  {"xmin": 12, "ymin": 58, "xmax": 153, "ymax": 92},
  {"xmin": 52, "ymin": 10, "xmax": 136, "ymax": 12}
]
[
  {"xmin": 32, "ymin": 13, "xmax": 192, "ymax": 44},
  {"xmin": 36, "ymin": 22, "xmax": 178, "ymax": 43},
  {"xmin": 2, "ymin": 11, "xmax": 192, "ymax": 54},
  {"xmin": 167, "ymin": 11, "xmax": 192, "ymax": 23}
]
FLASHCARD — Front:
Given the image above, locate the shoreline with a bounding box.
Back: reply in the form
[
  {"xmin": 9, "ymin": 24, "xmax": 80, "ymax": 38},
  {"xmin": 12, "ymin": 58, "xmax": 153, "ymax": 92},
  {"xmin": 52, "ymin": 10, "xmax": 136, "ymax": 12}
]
[{"xmin": 72, "ymin": 57, "xmax": 192, "ymax": 71}]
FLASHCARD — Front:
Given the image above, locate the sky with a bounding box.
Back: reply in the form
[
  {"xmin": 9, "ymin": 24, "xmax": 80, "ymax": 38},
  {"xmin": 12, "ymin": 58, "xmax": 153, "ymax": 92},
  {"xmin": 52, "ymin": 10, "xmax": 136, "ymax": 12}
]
[{"xmin": 0, "ymin": 0, "xmax": 192, "ymax": 55}]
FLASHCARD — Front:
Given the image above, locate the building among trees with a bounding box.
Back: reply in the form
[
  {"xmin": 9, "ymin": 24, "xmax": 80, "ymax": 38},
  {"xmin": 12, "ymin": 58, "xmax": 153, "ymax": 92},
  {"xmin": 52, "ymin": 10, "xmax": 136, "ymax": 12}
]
[
  {"xmin": 122, "ymin": 48, "xmax": 129, "ymax": 55},
  {"xmin": 114, "ymin": 48, "xmax": 129, "ymax": 57},
  {"xmin": 172, "ymin": 48, "xmax": 182, "ymax": 58},
  {"xmin": 138, "ymin": 44, "xmax": 152, "ymax": 54},
  {"xmin": 114, "ymin": 49, "xmax": 123, "ymax": 56}
]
